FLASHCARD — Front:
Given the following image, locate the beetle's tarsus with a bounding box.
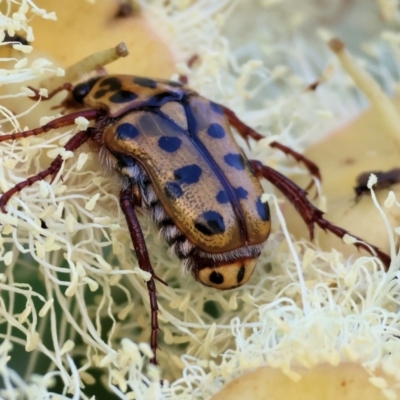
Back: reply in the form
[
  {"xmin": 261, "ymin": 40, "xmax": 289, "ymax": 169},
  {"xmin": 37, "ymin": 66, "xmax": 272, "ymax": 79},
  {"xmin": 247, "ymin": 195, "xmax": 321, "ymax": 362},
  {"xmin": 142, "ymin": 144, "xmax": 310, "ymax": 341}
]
[
  {"xmin": 28, "ymin": 82, "xmax": 73, "ymax": 101},
  {"xmin": 0, "ymin": 129, "xmax": 92, "ymax": 212},
  {"xmin": 119, "ymin": 186, "xmax": 161, "ymax": 365},
  {"xmin": 250, "ymin": 159, "xmax": 391, "ymax": 270}
]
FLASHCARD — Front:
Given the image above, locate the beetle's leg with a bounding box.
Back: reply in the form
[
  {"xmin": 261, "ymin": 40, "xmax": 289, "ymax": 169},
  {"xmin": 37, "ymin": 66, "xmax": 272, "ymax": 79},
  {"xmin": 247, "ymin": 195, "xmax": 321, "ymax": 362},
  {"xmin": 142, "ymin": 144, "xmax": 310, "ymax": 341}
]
[
  {"xmin": 120, "ymin": 185, "xmax": 167, "ymax": 365},
  {"xmin": 0, "ymin": 109, "xmax": 101, "ymax": 143},
  {"xmin": 250, "ymin": 159, "xmax": 391, "ymax": 270},
  {"xmin": 0, "ymin": 129, "xmax": 93, "ymax": 212},
  {"xmin": 27, "ymin": 82, "xmax": 73, "ymax": 101},
  {"xmin": 222, "ymin": 105, "xmax": 321, "ymax": 186}
]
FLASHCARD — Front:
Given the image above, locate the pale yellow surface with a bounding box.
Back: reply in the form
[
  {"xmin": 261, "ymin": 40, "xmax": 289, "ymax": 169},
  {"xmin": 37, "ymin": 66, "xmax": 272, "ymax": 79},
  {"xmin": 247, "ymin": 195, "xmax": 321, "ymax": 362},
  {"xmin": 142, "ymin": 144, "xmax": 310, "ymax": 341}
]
[
  {"xmin": 285, "ymin": 96, "xmax": 400, "ymax": 257},
  {"xmin": 0, "ymin": 0, "xmax": 178, "ymax": 129},
  {"xmin": 30, "ymin": 0, "xmax": 177, "ymax": 77},
  {"xmin": 211, "ymin": 364, "xmax": 396, "ymax": 400}
]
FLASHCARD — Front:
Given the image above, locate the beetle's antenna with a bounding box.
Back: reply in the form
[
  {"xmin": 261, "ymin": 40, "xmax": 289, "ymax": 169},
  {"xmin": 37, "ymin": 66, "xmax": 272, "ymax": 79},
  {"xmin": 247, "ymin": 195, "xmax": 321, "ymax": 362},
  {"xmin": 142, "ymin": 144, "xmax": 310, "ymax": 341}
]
[{"xmin": 43, "ymin": 42, "xmax": 129, "ymax": 93}]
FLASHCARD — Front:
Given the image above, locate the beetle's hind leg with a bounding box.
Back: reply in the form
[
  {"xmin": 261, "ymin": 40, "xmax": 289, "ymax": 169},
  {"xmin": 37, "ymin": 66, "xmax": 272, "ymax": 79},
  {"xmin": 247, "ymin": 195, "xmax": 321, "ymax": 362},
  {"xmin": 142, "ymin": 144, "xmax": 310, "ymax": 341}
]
[
  {"xmin": 0, "ymin": 128, "xmax": 94, "ymax": 212},
  {"xmin": 120, "ymin": 185, "xmax": 167, "ymax": 365},
  {"xmin": 222, "ymin": 105, "xmax": 321, "ymax": 188},
  {"xmin": 250, "ymin": 159, "xmax": 391, "ymax": 270}
]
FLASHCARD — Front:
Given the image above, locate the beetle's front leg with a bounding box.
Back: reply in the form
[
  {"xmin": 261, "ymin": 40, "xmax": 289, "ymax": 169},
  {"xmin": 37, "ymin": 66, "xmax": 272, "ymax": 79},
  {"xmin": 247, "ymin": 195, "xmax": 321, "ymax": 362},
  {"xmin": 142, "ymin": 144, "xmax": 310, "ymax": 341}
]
[
  {"xmin": 250, "ymin": 159, "xmax": 391, "ymax": 270},
  {"xmin": 0, "ymin": 129, "xmax": 93, "ymax": 212},
  {"xmin": 0, "ymin": 109, "xmax": 101, "ymax": 143},
  {"xmin": 222, "ymin": 105, "xmax": 321, "ymax": 186},
  {"xmin": 28, "ymin": 82, "xmax": 73, "ymax": 101},
  {"xmin": 119, "ymin": 185, "xmax": 167, "ymax": 365}
]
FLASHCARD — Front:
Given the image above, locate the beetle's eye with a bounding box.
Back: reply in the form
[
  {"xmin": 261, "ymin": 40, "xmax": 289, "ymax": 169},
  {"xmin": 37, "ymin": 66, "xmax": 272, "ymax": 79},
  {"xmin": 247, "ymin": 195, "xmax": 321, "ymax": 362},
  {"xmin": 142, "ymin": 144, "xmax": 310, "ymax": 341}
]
[
  {"xmin": 196, "ymin": 259, "xmax": 256, "ymax": 290},
  {"xmin": 72, "ymin": 78, "xmax": 98, "ymax": 104}
]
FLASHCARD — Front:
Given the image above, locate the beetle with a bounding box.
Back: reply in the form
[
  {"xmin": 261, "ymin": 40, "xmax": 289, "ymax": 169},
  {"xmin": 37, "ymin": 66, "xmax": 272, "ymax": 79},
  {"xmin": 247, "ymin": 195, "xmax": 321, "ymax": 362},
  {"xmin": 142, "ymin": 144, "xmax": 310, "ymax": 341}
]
[
  {"xmin": 354, "ymin": 168, "xmax": 400, "ymax": 202},
  {"xmin": 0, "ymin": 74, "xmax": 390, "ymax": 364}
]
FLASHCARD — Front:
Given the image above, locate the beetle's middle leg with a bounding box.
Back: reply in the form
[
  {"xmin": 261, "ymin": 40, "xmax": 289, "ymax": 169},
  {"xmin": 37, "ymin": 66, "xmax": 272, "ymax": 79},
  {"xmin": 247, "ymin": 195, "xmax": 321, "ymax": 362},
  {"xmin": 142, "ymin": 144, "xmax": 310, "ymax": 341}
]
[
  {"xmin": 119, "ymin": 185, "xmax": 167, "ymax": 365},
  {"xmin": 0, "ymin": 128, "xmax": 94, "ymax": 212},
  {"xmin": 222, "ymin": 105, "xmax": 321, "ymax": 187},
  {"xmin": 250, "ymin": 159, "xmax": 391, "ymax": 270}
]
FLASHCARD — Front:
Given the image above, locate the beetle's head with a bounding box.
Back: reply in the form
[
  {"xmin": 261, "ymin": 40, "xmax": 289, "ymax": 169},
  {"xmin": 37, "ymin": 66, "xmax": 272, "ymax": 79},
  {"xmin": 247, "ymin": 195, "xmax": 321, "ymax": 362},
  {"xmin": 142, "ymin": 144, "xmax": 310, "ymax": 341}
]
[{"xmin": 195, "ymin": 258, "xmax": 257, "ymax": 290}]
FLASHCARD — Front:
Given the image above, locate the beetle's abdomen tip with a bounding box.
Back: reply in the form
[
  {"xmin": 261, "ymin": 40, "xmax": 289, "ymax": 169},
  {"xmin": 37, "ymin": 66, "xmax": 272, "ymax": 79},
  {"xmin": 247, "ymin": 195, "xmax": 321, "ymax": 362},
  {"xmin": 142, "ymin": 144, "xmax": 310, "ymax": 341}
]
[{"xmin": 196, "ymin": 259, "xmax": 257, "ymax": 290}]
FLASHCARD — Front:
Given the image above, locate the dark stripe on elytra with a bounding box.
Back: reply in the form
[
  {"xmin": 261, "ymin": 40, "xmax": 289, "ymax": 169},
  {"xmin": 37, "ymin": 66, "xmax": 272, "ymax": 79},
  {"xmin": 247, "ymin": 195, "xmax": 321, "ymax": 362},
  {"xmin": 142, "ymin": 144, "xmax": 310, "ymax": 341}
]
[
  {"xmin": 194, "ymin": 210, "xmax": 225, "ymax": 236},
  {"xmin": 224, "ymin": 153, "xmax": 246, "ymax": 170},
  {"xmin": 207, "ymin": 123, "xmax": 225, "ymax": 139},
  {"xmin": 256, "ymin": 197, "xmax": 270, "ymax": 222},
  {"xmin": 116, "ymin": 123, "xmax": 139, "ymax": 140},
  {"xmin": 158, "ymin": 136, "xmax": 182, "ymax": 153},
  {"xmin": 133, "ymin": 77, "xmax": 157, "ymax": 88},
  {"xmin": 182, "ymin": 95, "xmax": 248, "ymax": 241}
]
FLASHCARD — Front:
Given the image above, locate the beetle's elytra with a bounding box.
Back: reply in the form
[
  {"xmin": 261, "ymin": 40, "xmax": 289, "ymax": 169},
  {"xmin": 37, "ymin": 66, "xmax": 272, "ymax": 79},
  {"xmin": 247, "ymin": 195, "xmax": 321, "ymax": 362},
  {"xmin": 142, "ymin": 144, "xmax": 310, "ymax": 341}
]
[{"xmin": 0, "ymin": 74, "xmax": 390, "ymax": 364}]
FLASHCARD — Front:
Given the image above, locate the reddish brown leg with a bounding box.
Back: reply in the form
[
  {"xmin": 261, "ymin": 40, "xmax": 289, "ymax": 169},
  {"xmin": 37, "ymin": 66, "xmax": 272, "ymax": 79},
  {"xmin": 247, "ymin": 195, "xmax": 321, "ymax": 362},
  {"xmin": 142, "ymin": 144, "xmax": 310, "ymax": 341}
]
[
  {"xmin": 120, "ymin": 186, "xmax": 168, "ymax": 365},
  {"xmin": 28, "ymin": 82, "xmax": 73, "ymax": 101},
  {"xmin": 0, "ymin": 109, "xmax": 101, "ymax": 143},
  {"xmin": 250, "ymin": 159, "xmax": 391, "ymax": 270},
  {"xmin": 0, "ymin": 129, "xmax": 93, "ymax": 212},
  {"xmin": 221, "ymin": 105, "xmax": 321, "ymax": 185}
]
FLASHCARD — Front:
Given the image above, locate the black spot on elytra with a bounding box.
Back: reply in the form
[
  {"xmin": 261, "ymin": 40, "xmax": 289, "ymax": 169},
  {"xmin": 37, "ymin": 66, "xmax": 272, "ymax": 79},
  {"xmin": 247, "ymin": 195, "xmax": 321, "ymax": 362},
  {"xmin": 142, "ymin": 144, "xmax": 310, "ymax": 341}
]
[
  {"xmin": 224, "ymin": 153, "xmax": 246, "ymax": 170},
  {"xmin": 209, "ymin": 270, "xmax": 224, "ymax": 285},
  {"xmin": 207, "ymin": 123, "xmax": 225, "ymax": 139},
  {"xmin": 110, "ymin": 90, "xmax": 138, "ymax": 103},
  {"xmin": 237, "ymin": 265, "xmax": 245, "ymax": 283},
  {"xmin": 164, "ymin": 164, "xmax": 202, "ymax": 202},
  {"xmin": 133, "ymin": 77, "xmax": 157, "ymax": 88},
  {"xmin": 174, "ymin": 164, "xmax": 202, "ymax": 184},
  {"xmin": 116, "ymin": 123, "xmax": 139, "ymax": 140},
  {"xmin": 164, "ymin": 182, "xmax": 184, "ymax": 200},
  {"xmin": 94, "ymin": 77, "xmax": 122, "ymax": 99},
  {"xmin": 256, "ymin": 197, "xmax": 270, "ymax": 222},
  {"xmin": 158, "ymin": 136, "xmax": 182, "ymax": 153},
  {"xmin": 235, "ymin": 186, "xmax": 248, "ymax": 199},
  {"xmin": 209, "ymin": 101, "xmax": 224, "ymax": 115},
  {"xmin": 216, "ymin": 190, "xmax": 229, "ymax": 204},
  {"xmin": 194, "ymin": 211, "xmax": 225, "ymax": 236}
]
